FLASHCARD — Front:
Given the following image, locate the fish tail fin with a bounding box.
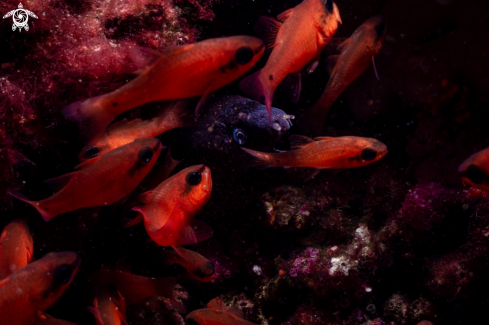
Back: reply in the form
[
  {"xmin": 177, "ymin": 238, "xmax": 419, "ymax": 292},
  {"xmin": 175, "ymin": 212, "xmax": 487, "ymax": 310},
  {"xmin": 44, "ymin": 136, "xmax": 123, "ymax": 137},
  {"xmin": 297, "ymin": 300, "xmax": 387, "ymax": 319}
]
[
  {"xmin": 239, "ymin": 70, "xmax": 274, "ymax": 122},
  {"xmin": 241, "ymin": 147, "xmax": 273, "ymax": 169},
  {"xmin": 8, "ymin": 191, "xmax": 53, "ymax": 222},
  {"xmin": 61, "ymin": 95, "xmax": 112, "ymax": 141}
]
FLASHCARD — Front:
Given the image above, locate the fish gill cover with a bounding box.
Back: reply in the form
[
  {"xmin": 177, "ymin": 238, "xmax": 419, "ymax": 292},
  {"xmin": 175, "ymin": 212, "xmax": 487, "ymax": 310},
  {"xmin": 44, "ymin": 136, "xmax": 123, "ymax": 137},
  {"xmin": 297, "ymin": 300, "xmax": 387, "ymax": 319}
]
[{"xmin": 0, "ymin": 0, "xmax": 488, "ymax": 325}]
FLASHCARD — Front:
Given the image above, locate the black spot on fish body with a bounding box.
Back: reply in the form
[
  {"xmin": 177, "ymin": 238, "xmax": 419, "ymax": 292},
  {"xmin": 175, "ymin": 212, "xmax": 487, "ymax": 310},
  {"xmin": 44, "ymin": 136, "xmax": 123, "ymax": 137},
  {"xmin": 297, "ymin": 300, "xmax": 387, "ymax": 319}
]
[
  {"xmin": 465, "ymin": 164, "xmax": 484, "ymax": 184},
  {"xmin": 269, "ymin": 75, "xmax": 273, "ymax": 80},
  {"xmin": 219, "ymin": 59, "xmax": 238, "ymax": 73},
  {"xmin": 112, "ymin": 102, "xmax": 118, "ymax": 107}
]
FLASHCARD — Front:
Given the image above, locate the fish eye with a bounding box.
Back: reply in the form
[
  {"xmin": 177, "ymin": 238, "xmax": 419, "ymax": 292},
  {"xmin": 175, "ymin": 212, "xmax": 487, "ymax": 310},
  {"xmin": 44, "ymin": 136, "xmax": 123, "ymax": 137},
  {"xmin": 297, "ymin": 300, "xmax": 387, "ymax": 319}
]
[
  {"xmin": 465, "ymin": 164, "xmax": 484, "ymax": 184},
  {"xmin": 375, "ymin": 20, "xmax": 386, "ymax": 39},
  {"xmin": 325, "ymin": 0, "xmax": 334, "ymax": 13},
  {"xmin": 186, "ymin": 317, "xmax": 199, "ymax": 325},
  {"xmin": 53, "ymin": 264, "xmax": 74, "ymax": 285},
  {"xmin": 186, "ymin": 171, "xmax": 202, "ymax": 186},
  {"xmin": 138, "ymin": 147, "xmax": 154, "ymax": 163},
  {"xmin": 84, "ymin": 146, "xmax": 99, "ymax": 159},
  {"xmin": 233, "ymin": 128, "xmax": 247, "ymax": 145},
  {"xmin": 107, "ymin": 283, "xmax": 118, "ymax": 294},
  {"xmin": 194, "ymin": 261, "xmax": 215, "ymax": 279},
  {"xmin": 235, "ymin": 47, "xmax": 254, "ymax": 65},
  {"xmin": 361, "ymin": 148, "xmax": 377, "ymax": 161}
]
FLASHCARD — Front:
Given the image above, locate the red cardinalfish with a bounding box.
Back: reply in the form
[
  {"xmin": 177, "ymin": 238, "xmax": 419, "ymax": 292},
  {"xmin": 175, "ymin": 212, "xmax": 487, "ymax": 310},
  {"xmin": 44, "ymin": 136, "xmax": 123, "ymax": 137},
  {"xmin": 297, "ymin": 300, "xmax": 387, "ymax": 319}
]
[
  {"xmin": 239, "ymin": 0, "xmax": 342, "ymax": 120},
  {"xmin": 121, "ymin": 148, "xmax": 180, "ymax": 228},
  {"xmin": 88, "ymin": 266, "xmax": 183, "ymax": 311},
  {"xmin": 88, "ymin": 284, "xmax": 127, "ymax": 325},
  {"xmin": 297, "ymin": 15, "xmax": 387, "ymax": 136},
  {"xmin": 62, "ymin": 36, "xmax": 265, "ymax": 140},
  {"xmin": 162, "ymin": 246, "xmax": 215, "ymax": 282},
  {"xmin": 0, "ymin": 251, "xmax": 80, "ymax": 325},
  {"xmin": 242, "ymin": 135, "xmax": 387, "ymax": 176},
  {"xmin": 186, "ymin": 297, "xmax": 258, "ymax": 325},
  {"xmin": 132, "ymin": 165, "xmax": 213, "ymax": 247},
  {"xmin": 37, "ymin": 313, "xmax": 77, "ymax": 325},
  {"xmin": 79, "ymin": 100, "xmax": 194, "ymax": 161},
  {"xmin": 459, "ymin": 147, "xmax": 489, "ymax": 192},
  {"xmin": 0, "ymin": 219, "xmax": 33, "ymax": 280},
  {"xmin": 9, "ymin": 138, "xmax": 163, "ymax": 222}
]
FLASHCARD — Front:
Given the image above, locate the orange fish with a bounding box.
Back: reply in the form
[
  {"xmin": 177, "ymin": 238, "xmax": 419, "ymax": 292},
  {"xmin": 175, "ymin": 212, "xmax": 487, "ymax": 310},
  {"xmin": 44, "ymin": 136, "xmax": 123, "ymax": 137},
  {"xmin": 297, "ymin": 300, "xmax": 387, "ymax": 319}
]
[
  {"xmin": 121, "ymin": 148, "xmax": 180, "ymax": 228},
  {"xmin": 239, "ymin": 0, "xmax": 342, "ymax": 120},
  {"xmin": 62, "ymin": 36, "xmax": 265, "ymax": 140},
  {"xmin": 88, "ymin": 266, "xmax": 182, "ymax": 311},
  {"xmin": 0, "ymin": 219, "xmax": 33, "ymax": 280},
  {"xmin": 459, "ymin": 147, "xmax": 489, "ymax": 192},
  {"xmin": 0, "ymin": 251, "xmax": 80, "ymax": 325},
  {"xmin": 88, "ymin": 284, "xmax": 127, "ymax": 325},
  {"xmin": 297, "ymin": 14, "xmax": 387, "ymax": 136},
  {"xmin": 9, "ymin": 138, "xmax": 163, "ymax": 222},
  {"xmin": 186, "ymin": 297, "xmax": 258, "ymax": 325},
  {"xmin": 242, "ymin": 135, "xmax": 387, "ymax": 176},
  {"xmin": 79, "ymin": 100, "xmax": 193, "ymax": 161},
  {"xmin": 163, "ymin": 246, "xmax": 215, "ymax": 282},
  {"xmin": 133, "ymin": 165, "xmax": 213, "ymax": 247},
  {"xmin": 36, "ymin": 313, "xmax": 77, "ymax": 325}
]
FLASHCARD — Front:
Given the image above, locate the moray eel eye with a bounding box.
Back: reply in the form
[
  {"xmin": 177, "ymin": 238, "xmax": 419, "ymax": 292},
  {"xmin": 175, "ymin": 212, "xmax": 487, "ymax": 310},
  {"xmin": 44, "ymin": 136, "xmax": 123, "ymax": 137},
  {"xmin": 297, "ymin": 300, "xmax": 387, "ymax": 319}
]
[
  {"xmin": 361, "ymin": 148, "xmax": 377, "ymax": 161},
  {"xmin": 233, "ymin": 128, "xmax": 247, "ymax": 145},
  {"xmin": 54, "ymin": 264, "xmax": 74, "ymax": 285},
  {"xmin": 235, "ymin": 47, "xmax": 254, "ymax": 65},
  {"xmin": 85, "ymin": 146, "xmax": 99, "ymax": 159},
  {"xmin": 325, "ymin": 0, "xmax": 334, "ymax": 13},
  {"xmin": 186, "ymin": 171, "xmax": 202, "ymax": 186},
  {"xmin": 466, "ymin": 164, "xmax": 484, "ymax": 184},
  {"xmin": 138, "ymin": 147, "xmax": 154, "ymax": 163}
]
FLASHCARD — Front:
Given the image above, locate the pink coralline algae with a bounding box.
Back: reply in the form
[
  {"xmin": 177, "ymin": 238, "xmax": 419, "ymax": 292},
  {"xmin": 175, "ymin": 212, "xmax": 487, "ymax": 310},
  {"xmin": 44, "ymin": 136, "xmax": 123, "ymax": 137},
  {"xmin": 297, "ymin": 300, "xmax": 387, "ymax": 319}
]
[{"xmin": 289, "ymin": 247, "xmax": 319, "ymax": 278}]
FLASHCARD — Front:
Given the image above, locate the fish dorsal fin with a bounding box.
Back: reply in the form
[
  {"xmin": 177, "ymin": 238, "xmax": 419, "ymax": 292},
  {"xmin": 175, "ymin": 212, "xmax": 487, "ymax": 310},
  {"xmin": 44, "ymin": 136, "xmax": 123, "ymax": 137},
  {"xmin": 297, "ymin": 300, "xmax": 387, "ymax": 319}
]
[
  {"xmin": 255, "ymin": 16, "xmax": 282, "ymax": 50},
  {"xmin": 289, "ymin": 135, "xmax": 315, "ymax": 149},
  {"xmin": 277, "ymin": 8, "xmax": 293, "ymax": 21},
  {"xmin": 74, "ymin": 157, "xmax": 100, "ymax": 170},
  {"xmin": 325, "ymin": 55, "xmax": 339, "ymax": 76},
  {"xmin": 337, "ymin": 38, "xmax": 352, "ymax": 53},
  {"xmin": 130, "ymin": 46, "xmax": 191, "ymax": 73},
  {"xmin": 314, "ymin": 136, "xmax": 334, "ymax": 141},
  {"xmin": 227, "ymin": 306, "xmax": 244, "ymax": 319},
  {"xmin": 43, "ymin": 172, "xmax": 77, "ymax": 192},
  {"xmin": 0, "ymin": 276, "xmax": 9, "ymax": 289}
]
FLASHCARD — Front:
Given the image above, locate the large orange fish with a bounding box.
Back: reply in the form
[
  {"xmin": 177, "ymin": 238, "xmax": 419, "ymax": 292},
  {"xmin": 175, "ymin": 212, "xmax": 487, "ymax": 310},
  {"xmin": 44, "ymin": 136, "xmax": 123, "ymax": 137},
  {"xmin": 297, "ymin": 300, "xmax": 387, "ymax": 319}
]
[
  {"xmin": 186, "ymin": 297, "xmax": 258, "ymax": 325},
  {"xmin": 459, "ymin": 147, "xmax": 489, "ymax": 192},
  {"xmin": 163, "ymin": 246, "xmax": 215, "ymax": 282},
  {"xmin": 88, "ymin": 284, "xmax": 127, "ymax": 325},
  {"xmin": 9, "ymin": 138, "xmax": 163, "ymax": 222},
  {"xmin": 133, "ymin": 165, "xmax": 213, "ymax": 247},
  {"xmin": 62, "ymin": 36, "xmax": 265, "ymax": 140},
  {"xmin": 0, "ymin": 251, "xmax": 80, "ymax": 325},
  {"xmin": 239, "ymin": 0, "xmax": 342, "ymax": 120},
  {"xmin": 79, "ymin": 101, "xmax": 193, "ymax": 161},
  {"xmin": 36, "ymin": 313, "xmax": 77, "ymax": 325},
  {"xmin": 0, "ymin": 219, "xmax": 33, "ymax": 280},
  {"xmin": 297, "ymin": 15, "xmax": 387, "ymax": 136},
  {"xmin": 88, "ymin": 266, "xmax": 182, "ymax": 311},
  {"xmin": 242, "ymin": 135, "xmax": 387, "ymax": 176}
]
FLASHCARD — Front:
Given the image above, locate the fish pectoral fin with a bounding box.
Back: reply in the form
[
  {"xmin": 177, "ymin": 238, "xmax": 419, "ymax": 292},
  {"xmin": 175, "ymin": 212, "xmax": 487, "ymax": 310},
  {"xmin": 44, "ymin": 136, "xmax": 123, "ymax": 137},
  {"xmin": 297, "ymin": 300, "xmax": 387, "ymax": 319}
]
[
  {"xmin": 227, "ymin": 306, "xmax": 245, "ymax": 319},
  {"xmin": 336, "ymin": 38, "xmax": 352, "ymax": 53},
  {"xmin": 289, "ymin": 134, "xmax": 315, "ymax": 149},
  {"xmin": 74, "ymin": 157, "xmax": 100, "ymax": 170},
  {"xmin": 43, "ymin": 172, "xmax": 77, "ymax": 192},
  {"xmin": 255, "ymin": 16, "xmax": 282, "ymax": 49},
  {"xmin": 325, "ymin": 55, "xmax": 340, "ymax": 76},
  {"xmin": 195, "ymin": 89, "xmax": 215, "ymax": 117},
  {"xmin": 280, "ymin": 72, "xmax": 302, "ymax": 103},
  {"xmin": 171, "ymin": 219, "xmax": 213, "ymax": 246},
  {"xmin": 301, "ymin": 168, "xmax": 322, "ymax": 182},
  {"xmin": 372, "ymin": 56, "xmax": 380, "ymax": 80},
  {"xmin": 0, "ymin": 276, "xmax": 9, "ymax": 288},
  {"xmin": 277, "ymin": 8, "xmax": 294, "ymax": 21}
]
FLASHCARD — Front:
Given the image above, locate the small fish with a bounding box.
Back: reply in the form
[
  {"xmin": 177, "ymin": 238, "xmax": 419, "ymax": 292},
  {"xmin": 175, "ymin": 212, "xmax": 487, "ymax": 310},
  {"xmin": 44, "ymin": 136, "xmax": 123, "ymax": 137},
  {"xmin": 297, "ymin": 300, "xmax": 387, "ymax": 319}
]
[
  {"xmin": 297, "ymin": 14, "xmax": 387, "ymax": 136},
  {"xmin": 88, "ymin": 266, "xmax": 182, "ymax": 311},
  {"xmin": 36, "ymin": 313, "xmax": 77, "ymax": 325},
  {"xmin": 0, "ymin": 219, "xmax": 33, "ymax": 280},
  {"xmin": 239, "ymin": 0, "xmax": 342, "ymax": 120},
  {"xmin": 186, "ymin": 297, "xmax": 258, "ymax": 325},
  {"xmin": 62, "ymin": 36, "xmax": 265, "ymax": 140},
  {"xmin": 9, "ymin": 138, "xmax": 163, "ymax": 221},
  {"xmin": 79, "ymin": 100, "xmax": 193, "ymax": 161},
  {"xmin": 459, "ymin": 147, "xmax": 489, "ymax": 192},
  {"xmin": 242, "ymin": 135, "xmax": 387, "ymax": 177},
  {"xmin": 132, "ymin": 165, "xmax": 213, "ymax": 247},
  {"xmin": 88, "ymin": 284, "xmax": 127, "ymax": 325},
  {"xmin": 0, "ymin": 251, "xmax": 80, "ymax": 325},
  {"xmin": 163, "ymin": 246, "xmax": 215, "ymax": 282}
]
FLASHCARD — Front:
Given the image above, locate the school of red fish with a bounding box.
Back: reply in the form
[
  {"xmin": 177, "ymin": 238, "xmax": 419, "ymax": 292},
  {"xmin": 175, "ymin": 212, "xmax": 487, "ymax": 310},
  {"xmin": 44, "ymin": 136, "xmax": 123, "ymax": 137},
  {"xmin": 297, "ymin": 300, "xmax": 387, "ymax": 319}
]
[{"xmin": 2, "ymin": 0, "xmax": 485, "ymax": 324}]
